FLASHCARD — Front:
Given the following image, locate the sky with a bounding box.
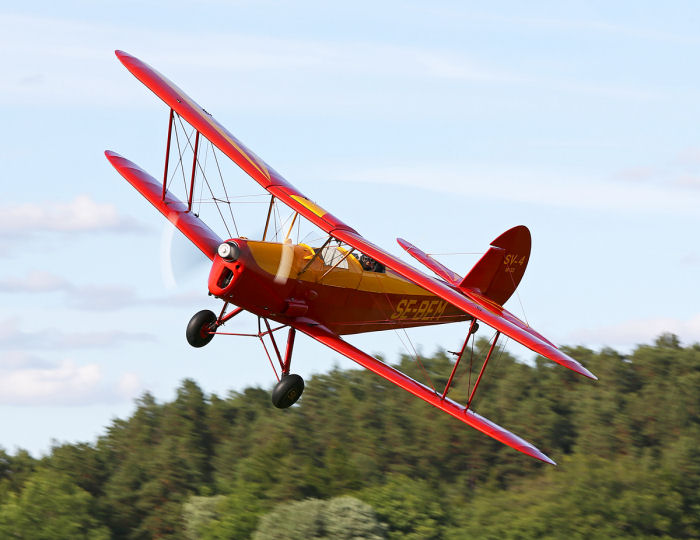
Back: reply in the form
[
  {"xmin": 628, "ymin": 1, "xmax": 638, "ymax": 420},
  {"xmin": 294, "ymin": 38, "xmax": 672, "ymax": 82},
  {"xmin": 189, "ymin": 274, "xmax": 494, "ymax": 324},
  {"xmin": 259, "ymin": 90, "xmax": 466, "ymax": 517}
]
[{"xmin": 2, "ymin": 1, "xmax": 700, "ymax": 456}]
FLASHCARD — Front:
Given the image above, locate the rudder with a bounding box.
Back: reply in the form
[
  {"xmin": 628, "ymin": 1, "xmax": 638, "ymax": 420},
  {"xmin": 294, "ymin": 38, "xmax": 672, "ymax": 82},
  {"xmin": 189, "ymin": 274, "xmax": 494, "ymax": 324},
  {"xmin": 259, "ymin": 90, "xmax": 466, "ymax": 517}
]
[{"xmin": 459, "ymin": 225, "xmax": 531, "ymax": 306}]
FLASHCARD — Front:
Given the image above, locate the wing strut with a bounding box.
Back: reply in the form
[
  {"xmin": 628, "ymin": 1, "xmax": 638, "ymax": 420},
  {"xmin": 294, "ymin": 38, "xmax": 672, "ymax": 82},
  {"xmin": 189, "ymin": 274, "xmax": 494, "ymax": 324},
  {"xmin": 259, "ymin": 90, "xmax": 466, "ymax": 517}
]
[
  {"xmin": 188, "ymin": 130, "xmax": 200, "ymax": 212},
  {"xmin": 467, "ymin": 331, "xmax": 500, "ymax": 409},
  {"xmin": 442, "ymin": 318, "xmax": 478, "ymax": 399},
  {"xmin": 262, "ymin": 195, "xmax": 275, "ymax": 241},
  {"xmin": 162, "ymin": 108, "xmax": 174, "ymax": 201}
]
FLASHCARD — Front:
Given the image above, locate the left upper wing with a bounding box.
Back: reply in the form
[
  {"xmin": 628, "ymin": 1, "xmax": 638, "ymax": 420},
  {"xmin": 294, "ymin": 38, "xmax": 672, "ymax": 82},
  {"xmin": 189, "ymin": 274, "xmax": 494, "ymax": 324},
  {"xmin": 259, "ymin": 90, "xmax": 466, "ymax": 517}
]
[
  {"xmin": 294, "ymin": 319, "xmax": 556, "ymax": 465},
  {"xmin": 114, "ymin": 50, "xmax": 595, "ymax": 380},
  {"xmin": 114, "ymin": 50, "xmax": 357, "ymax": 238}
]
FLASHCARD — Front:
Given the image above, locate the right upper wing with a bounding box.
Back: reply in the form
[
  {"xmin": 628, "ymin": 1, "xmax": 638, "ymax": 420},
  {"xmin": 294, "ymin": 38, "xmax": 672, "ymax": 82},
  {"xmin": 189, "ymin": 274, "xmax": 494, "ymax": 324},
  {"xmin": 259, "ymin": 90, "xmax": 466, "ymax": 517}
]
[{"xmin": 335, "ymin": 229, "xmax": 597, "ymax": 380}]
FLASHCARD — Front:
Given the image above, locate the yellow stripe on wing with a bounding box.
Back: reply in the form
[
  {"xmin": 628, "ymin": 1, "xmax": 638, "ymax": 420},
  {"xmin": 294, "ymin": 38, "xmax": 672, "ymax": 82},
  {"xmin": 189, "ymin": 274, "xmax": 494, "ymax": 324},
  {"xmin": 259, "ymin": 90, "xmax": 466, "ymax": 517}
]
[{"xmin": 290, "ymin": 195, "xmax": 329, "ymax": 218}]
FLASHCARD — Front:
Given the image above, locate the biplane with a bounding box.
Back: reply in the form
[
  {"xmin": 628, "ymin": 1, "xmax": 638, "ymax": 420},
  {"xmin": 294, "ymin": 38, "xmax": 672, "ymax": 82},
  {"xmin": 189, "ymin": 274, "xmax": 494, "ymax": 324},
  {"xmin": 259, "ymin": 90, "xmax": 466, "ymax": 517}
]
[{"xmin": 106, "ymin": 50, "xmax": 596, "ymax": 465}]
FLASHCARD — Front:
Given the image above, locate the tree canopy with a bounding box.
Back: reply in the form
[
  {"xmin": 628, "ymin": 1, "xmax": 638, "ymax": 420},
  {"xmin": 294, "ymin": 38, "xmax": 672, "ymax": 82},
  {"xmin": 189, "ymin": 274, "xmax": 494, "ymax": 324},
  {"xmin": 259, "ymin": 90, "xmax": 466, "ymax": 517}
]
[{"xmin": 1, "ymin": 333, "xmax": 698, "ymax": 538}]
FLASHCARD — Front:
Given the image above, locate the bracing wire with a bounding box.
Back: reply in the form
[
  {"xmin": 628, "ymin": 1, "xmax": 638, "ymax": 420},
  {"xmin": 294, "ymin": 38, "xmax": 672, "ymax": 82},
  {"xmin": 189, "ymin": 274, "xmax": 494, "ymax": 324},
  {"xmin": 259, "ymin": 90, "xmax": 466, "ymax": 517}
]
[
  {"xmin": 211, "ymin": 144, "xmax": 240, "ymax": 237},
  {"xmin": 175, "ymin": 115, "xmax": 232, "ymax": 238}
]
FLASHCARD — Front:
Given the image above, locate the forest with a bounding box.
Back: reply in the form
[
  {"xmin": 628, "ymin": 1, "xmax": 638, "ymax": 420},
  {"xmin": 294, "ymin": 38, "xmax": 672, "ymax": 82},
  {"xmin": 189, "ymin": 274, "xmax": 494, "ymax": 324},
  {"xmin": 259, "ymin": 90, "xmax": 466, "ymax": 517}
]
[{"xmin": 0, "ymin": 333, "xmax": 698, "ymax": 539}]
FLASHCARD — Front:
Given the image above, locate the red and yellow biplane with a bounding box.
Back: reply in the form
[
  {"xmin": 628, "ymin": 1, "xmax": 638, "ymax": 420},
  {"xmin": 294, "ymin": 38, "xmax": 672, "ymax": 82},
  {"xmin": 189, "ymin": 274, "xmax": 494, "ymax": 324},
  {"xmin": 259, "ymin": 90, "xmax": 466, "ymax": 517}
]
[{"xmin": 106, "ymin": 51, "xmax": 596, "ymax": 465}]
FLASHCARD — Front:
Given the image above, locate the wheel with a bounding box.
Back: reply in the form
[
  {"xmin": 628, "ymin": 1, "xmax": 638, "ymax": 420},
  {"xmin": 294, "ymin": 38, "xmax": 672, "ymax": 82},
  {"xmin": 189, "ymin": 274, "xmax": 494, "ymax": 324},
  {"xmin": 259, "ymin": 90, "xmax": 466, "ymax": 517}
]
[
  {"xmin": 271, "ymin": 374, "xmax": 304, "ymax": 408},
  {"xmin": 186, "ymin": 309, "xmax": 217, "ymax": 348}
]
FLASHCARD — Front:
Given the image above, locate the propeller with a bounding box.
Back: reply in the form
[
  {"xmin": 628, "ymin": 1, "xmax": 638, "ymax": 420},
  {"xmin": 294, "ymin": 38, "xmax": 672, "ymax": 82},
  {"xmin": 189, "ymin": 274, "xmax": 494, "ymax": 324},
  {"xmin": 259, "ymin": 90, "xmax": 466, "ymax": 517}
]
[
  {"xmin": 274, "ymin": 239, "xmax": 295, "ymax": 285},
  {"xmin": 160, "ymin": 219, "xmax": 210, "ymax": 290},
  {"xmin": 272, "ymin": 211, "xmax": 300, "ymax": 285}
]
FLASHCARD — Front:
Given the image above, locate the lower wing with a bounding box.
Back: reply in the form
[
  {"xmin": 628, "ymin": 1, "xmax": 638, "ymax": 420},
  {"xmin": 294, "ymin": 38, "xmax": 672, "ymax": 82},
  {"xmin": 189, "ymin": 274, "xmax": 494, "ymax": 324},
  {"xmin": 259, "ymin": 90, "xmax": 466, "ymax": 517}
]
[
  {"xmin": 105, "ymin": 151, "xmax": 222, "ymax": 259},
  {"xmin": 294, "ymin": 319, "xmax": 557, "ymax": 465}
]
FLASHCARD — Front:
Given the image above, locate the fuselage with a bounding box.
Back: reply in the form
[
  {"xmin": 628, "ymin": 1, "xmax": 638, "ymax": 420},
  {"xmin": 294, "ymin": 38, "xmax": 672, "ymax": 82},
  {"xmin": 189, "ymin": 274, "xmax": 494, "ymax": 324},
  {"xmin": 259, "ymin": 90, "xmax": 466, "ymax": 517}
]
[{"xmin": 208, "ymin": 239, "xmax": 469, "ymax": 335}]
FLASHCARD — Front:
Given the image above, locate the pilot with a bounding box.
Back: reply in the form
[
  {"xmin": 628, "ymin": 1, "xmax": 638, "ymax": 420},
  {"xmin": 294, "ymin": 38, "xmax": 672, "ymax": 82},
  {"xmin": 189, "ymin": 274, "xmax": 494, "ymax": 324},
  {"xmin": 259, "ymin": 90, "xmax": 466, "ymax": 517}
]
[{"xmin": 359, "ymin": 254, "xmax": 385, "ymax": 273}]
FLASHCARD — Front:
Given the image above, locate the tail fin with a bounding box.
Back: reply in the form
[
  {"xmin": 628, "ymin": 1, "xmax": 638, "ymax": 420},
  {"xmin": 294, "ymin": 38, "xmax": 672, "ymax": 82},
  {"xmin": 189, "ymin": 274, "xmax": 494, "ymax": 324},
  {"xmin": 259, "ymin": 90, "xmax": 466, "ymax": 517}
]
[{"xmin": 459, "ymin": 225, "xmax": 531, "ymax": 306}]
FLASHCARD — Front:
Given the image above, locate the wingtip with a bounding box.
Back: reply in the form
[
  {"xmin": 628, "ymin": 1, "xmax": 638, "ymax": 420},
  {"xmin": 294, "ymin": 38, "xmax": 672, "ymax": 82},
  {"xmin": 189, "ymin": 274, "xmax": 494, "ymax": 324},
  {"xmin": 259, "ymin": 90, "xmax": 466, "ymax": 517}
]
[
  {"xmin": 538, "ymin": 453, "xmax": 557, "ymax": 466},
  {"xmin": 583, "ymin": 368, "xmax": 599, "ymax": 381},
  {"xmin": 572, "ymin": 361, "xmax": 598, "ymax": 381},
  {"xmin": 114, "ymin": 50, "xmax": 134, "ymax": 65}
]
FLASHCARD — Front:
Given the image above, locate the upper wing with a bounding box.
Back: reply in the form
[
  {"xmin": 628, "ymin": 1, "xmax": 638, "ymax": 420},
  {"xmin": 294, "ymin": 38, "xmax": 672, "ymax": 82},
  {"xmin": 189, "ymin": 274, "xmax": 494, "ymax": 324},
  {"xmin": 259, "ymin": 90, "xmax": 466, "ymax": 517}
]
[
  {"xmin": 295, "ymin": 320, "xmax": 556, "ymax": 465},
  {"xmin": 106, "ymin": 151, "xmax": 222, "ymax": 259},
  {"xmin": 115, "ymin": 50, "xmax": 595, "ymax": 380},
  {"xmin": 114, "ymin": 50, "xmax": 357, "ymax": 238}
]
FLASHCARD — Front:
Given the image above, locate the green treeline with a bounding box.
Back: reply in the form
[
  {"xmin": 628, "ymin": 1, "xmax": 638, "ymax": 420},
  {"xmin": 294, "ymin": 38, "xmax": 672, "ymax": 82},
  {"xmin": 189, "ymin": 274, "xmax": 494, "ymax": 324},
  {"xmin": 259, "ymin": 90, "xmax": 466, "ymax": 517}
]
[{"xmin": 1, "ymin": 333, "xmax": 699, "ymax": 539}]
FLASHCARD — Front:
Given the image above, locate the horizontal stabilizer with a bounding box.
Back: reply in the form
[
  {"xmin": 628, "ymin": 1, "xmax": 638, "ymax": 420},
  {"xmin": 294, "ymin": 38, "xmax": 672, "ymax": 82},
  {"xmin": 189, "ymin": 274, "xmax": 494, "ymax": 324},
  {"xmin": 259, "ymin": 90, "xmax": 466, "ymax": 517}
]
[
  {"xmin": 105, "ymin": 151, "xmax": 222, "ymax": 259},
  {"xmin": 397, "ymin": 238, "xmax": 461, "ymax": 284},
  {"xmin": 295, "ymin": 320, "xmax": 556, "ymax": 465}
]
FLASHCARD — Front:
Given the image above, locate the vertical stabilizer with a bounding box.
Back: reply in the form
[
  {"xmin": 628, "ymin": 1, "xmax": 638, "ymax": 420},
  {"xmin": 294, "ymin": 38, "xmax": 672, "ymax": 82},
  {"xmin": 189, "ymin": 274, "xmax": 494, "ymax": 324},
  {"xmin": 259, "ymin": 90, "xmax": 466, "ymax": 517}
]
[{"xmin": 459, "ymin": 225, "xmax": 531, "ymax": 306}]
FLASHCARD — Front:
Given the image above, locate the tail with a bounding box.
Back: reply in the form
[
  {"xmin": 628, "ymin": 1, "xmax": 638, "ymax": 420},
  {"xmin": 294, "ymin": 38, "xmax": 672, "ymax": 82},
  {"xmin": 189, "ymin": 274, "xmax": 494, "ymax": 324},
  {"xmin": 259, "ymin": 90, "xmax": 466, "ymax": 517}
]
[{"xmin": 459, "ymin": 225, "xmax": 530, "ymax": 306}]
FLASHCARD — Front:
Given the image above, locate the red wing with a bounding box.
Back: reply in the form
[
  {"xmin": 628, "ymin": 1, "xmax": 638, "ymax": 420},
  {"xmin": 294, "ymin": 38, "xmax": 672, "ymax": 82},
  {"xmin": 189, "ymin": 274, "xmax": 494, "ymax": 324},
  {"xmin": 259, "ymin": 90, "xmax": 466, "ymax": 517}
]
[
  {"xmin": 397, "ymin": 237, "xmax": 462, "ymax": 284},
  {"xmin": 335, "ymin": 230, "xmax": 596, "ymax": 380},
  {"xmin": 114, "ymin": 50, "xmax": 357, "ymax": 237},
  {"xmin": 105, "ymin": 151, "xmax": 222, "ymax": 259},
  {"xmin": 295, "ymin": 320, "xmax": 556, "ymax": 465}
]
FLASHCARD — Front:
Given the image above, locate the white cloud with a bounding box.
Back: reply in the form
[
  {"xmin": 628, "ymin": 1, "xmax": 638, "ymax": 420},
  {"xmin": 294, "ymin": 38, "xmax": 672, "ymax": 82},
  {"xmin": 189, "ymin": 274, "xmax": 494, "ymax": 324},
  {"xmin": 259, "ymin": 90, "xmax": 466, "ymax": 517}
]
[
  {"xmin": 0, "ymin": 351, "xmax": 53, "ymax": 370},
  {"xmin": 0, "ymin": 195, "xmax": 142, "ymax": 236},
  {"xmin": 0, "ymin": 318, "xmax": 154, "ymax": 350},
  {"xmin": 0, "ymin": 357, "xmax": 144, "ymax": 406},
  {"xmin": 117, "ymin": 372, "xmax": 143, "ymax": 401},
  {"xmin": 0, "ymin": 271, "xmax": 71, "ymax": 293},
  {"xmin": 0, "ymin": 359, "xmax": 102, "ymax": 406}
]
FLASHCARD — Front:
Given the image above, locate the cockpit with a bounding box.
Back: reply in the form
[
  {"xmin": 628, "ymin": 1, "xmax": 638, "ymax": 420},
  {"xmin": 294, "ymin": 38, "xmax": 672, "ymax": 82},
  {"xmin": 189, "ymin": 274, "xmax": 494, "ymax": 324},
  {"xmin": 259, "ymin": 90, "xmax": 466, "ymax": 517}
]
[{"xmin": 313, "ymin": 245, "xmax": 385, "ymax": 273}]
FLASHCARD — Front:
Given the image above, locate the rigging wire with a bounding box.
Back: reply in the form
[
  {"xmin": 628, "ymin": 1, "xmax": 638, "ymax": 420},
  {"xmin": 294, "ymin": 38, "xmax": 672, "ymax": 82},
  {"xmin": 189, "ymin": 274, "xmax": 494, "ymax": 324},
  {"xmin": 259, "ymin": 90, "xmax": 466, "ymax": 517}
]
[
  {"xmin": 369, "ymin": 268, "xmax": 439, "ymax": 394},
  {"xmin": 169, "ymin": 117, "xmax": 189, "ymax": 194},
  {"xmin": 467, "ymin": 335, "xmax": 509, "ymax": 410},
  {"xmin": 195, "ymin": 140, "xmax": 208, "ymax": 216},
  {"xmin": 426, "ymin": 252, "xmax": 484, "ymax": 256},
  {"xmin": 175, "ymin": 115, "xmax": 232, "ymax": 238},
  {"xmin": 508, "ymin": 268, "xmax": 531, "ymax": 327},
  {"xmin": 211, "ymin": 145, "xmax": 240, "ymax": 237}
]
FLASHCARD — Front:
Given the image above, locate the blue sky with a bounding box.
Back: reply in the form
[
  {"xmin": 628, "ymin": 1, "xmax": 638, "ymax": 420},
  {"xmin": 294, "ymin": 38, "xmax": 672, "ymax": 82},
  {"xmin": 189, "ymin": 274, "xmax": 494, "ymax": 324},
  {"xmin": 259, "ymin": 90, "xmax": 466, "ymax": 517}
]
[{"xmin": 2, "ymin": 1, "xmax": 700, "ymax": 455}]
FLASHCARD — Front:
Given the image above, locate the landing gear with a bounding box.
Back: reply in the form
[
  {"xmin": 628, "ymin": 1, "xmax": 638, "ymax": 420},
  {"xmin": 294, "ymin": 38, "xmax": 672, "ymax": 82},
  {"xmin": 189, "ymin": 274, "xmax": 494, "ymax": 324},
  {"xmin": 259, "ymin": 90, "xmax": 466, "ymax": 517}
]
[
  {"xmin": 271, "ymin": 374, "xmax": 305, "ymax": 408},
  {"xmin": 186, "ymin": 309, "xmax": 217, "ymax": 347}
]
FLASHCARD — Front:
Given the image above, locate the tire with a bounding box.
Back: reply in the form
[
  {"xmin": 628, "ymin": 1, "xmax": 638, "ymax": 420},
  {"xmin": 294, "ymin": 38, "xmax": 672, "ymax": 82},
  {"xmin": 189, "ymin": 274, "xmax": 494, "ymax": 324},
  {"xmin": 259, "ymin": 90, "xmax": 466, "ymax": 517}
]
[
  {"xmin": 271, "ymin": 374, "xmax": 305, "ymax": 408},
  {"xmin": 186, "ymin": 309, "xmax": 217, "ymax": 348}
]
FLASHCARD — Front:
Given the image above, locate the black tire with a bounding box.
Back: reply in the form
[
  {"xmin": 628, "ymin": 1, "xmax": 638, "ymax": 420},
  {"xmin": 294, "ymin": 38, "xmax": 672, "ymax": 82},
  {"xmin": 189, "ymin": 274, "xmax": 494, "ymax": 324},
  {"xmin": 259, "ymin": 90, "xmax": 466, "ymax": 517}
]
[
  {"xmin": 186, "ymin": 309, "xmax": 217, "ymax": 348},
  {"xmin": 271, "ymin": 374, "xmax": 305, "ymax": 408}
]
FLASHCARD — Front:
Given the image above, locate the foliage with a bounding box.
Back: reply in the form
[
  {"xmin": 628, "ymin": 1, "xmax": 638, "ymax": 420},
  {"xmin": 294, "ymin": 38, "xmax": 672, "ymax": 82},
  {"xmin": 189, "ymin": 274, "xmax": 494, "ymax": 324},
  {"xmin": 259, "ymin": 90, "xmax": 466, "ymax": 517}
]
[
  {"xmin": 252, "ymin": 496, "xmax": 385, "ymax": 540},
  {"xmin": 0, "ymin": 467, "xmax": 109, "ymax": 539},
  {"xmin": 0, "ymin": 334, "xmax": 699, "ymax": 538}
]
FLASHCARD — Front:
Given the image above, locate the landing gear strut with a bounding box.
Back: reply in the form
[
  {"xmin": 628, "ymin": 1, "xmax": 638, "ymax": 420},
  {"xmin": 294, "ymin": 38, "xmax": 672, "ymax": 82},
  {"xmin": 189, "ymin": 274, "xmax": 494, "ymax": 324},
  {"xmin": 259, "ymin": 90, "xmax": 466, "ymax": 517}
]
[
  {"xmin": 262, "ymin": 324, "xmax": 304, "ymax": 408},
  {"xmin": 185, "ymin": 309, "xmax": 305, "ymax": 407}
]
